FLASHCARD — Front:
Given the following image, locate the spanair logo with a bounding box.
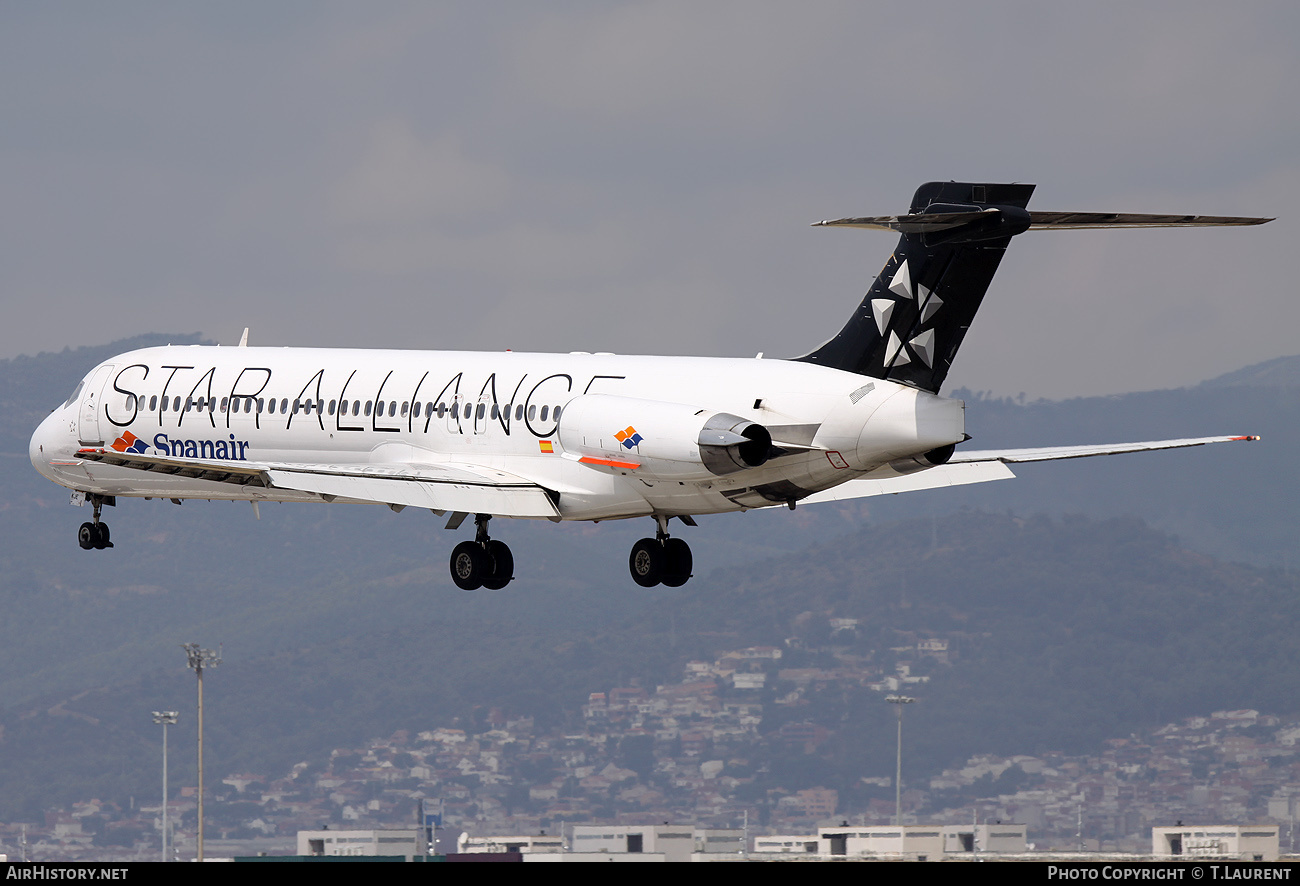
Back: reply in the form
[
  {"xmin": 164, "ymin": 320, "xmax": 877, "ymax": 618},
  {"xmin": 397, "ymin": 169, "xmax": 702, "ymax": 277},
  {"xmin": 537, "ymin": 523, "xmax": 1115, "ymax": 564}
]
[
  {"xmin": 615, "ymin": 426, "xmax": 643, "ymax": 450},
  {"xmin": 152, "ymin": 433, "xmax": 251, "ymax": 460},
  {"xmin": 111, "ymin": 431, "xmax": 148, "ymax": 454}
]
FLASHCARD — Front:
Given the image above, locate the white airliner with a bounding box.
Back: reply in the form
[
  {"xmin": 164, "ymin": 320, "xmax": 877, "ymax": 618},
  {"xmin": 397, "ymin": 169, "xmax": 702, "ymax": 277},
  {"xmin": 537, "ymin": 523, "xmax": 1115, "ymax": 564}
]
[{"xmin": 29, "ymin": 182, "xmax": 1268, "ymax": 589}]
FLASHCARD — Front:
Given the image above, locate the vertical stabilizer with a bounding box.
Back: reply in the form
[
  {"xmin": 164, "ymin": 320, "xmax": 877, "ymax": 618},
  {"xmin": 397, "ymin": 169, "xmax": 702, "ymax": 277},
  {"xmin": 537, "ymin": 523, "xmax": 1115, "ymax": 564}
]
[{"xmin": 796, "ymin": 181, "xmax": 1035, "ymax": 392}]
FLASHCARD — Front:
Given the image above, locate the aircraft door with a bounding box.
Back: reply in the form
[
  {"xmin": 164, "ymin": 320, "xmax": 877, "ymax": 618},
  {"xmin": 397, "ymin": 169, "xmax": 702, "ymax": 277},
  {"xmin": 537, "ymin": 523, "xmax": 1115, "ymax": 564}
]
[
  {"xmin": 447, "ymin": 393, "xmax": 463, "ymax": 435},
  {"xmin": 77, "ymin": 364, "xmax": 115, "ymax": 445}
]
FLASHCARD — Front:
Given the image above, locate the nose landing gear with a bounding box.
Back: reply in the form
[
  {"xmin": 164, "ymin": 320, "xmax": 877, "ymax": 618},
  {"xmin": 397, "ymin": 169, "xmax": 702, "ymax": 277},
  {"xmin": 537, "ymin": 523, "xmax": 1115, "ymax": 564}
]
[
  {"xmin": 77, "ymin": 494, "xmax": 113, "ymax": 550},
  {"xmin": 629, "ymin": 516, "xmax": 692, "ymax": 588},
  {"xmin": 449, "ymin": 514, "xmax": 514, "ymax": 590}
]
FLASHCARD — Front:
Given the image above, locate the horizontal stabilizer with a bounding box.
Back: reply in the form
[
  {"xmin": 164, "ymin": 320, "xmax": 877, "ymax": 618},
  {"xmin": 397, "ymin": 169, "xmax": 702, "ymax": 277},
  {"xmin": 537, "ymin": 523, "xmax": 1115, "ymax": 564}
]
[{"xmin": 815, "ymin": 211, "xmax": 1273, "ymax": 232}]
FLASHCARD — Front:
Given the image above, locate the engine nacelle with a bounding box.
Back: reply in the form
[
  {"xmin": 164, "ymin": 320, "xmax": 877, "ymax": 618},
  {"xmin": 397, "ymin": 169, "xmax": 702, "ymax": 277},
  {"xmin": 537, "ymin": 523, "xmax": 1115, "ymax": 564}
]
[
  {"xmin": 558, "ymin": 394, "xmax": 772, "ymax": 481},
  {"xmin": 882, "ymin": 443, "xmax": 956, "ymax": 477}
]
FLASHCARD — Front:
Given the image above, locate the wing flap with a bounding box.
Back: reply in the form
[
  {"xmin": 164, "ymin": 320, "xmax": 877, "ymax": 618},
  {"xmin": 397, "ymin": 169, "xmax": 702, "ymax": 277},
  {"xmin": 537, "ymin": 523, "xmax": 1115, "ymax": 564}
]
[
  {"xmin": 265, "ymin": 471, "xmax": 560, "ymax": 518},
  {"xmin": 950, "ymin": 435, "xmax": 1259, "ymax": 464},
  {"xmin": 77, "ymin": 448, "xmax": 268, "ymax": 484}
]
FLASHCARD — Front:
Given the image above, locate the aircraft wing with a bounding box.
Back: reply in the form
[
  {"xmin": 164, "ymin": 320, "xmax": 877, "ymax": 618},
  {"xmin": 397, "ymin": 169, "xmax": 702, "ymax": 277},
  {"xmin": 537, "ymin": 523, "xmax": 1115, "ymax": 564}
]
[
  {"xmin": 74, "ymin": 449, "xmax": 561, "ymax": 519},
  {"xmin": 949, "ymin": 434, "xmax": 1259, "ymax": 464},
  {"xmin": 799, "ymin": 461, "xmax": 1016, "ymax": 504},
  {"xmin": 797, "ymin": 434, "xmax": 1259, "ymax": 505}
]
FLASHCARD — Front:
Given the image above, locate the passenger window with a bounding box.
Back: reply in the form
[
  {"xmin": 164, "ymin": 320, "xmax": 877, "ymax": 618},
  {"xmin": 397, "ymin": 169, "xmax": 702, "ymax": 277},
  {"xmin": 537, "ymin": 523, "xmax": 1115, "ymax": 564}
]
[
  {"xmin": 528, "ymin": 405, "xmax": 536, "ymax": 421},
  {"xmin": 491, "ymin": 405, "xmax": 499, "ymax": 419},
  {"xmin": 516, "ymin": 405, "xmax": 523, "ymax": 421},
  {"xmin": 389, "ymin": 401, "xmax": 397, "ymax": 417},
  {"xmin": 329, "ymin": 400, "xmax": 336, "ymax": 415},
  {"xmin": 149, "ymin": 395, "xmax": 158, "ymax": 412},
  {"xmin": 401, "ymin": 402, "xmax": 409, "ymax": 417},
  {"xmin": 256, "ymin": 398, "xmax": 264, "ymax": 413},
  {"xmin": 476, "ymin": 403, "xmax": 486, "ymax": 421},
  {"xmin": 352, "ymin": 400, "xmax": 360, "ymax": 416},
  {"xmin": 553, "ymin": 406, "xmax": 562, "ymax": 422},
  {"xmin": 540, "ymin": 406, "xmax": 549, "ymax": 421},
  {"xmin": 365, "ymin": 401, "xmax": 373, "ymax": 417},
  {"xmin": 452, "ymin": 403, "xmax": 460, "ymax": 420},
  {"xmin": 280, "ymin": 398, "xmax": 288, "ymax": 413},
  {"xmin": 437, "ymin": 403, "xmax": 446, "ymax": 418},
  {"xmin": 220, "ymin": 397, "xmax": 228, "ymax": 412},
  {"xmin": 413, "ymin": 402, "xmax": 422, "ymax": 417}
]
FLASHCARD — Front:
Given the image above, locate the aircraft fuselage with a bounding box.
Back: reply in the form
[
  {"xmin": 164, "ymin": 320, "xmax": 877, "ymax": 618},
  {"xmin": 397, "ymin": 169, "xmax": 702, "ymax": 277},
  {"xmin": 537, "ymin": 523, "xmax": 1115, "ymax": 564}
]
[{"xmin": 30, "ymin": 345, "xmax": 965, "ymax": 521}]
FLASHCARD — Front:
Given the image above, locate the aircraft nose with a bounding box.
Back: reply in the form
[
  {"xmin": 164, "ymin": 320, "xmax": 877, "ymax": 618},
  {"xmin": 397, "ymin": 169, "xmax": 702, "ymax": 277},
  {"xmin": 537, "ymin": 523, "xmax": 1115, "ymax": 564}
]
[{"xmin": 30, "ymin": 410, "xmax": 64, "ymax": 481}]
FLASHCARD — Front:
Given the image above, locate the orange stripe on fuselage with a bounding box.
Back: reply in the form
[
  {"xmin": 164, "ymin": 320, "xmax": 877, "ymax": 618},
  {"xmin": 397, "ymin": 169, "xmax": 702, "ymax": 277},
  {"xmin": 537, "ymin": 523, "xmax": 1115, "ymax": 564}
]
[{"xmin": 578, "ymin": 456, "xmax": 640, "ymax": 470}]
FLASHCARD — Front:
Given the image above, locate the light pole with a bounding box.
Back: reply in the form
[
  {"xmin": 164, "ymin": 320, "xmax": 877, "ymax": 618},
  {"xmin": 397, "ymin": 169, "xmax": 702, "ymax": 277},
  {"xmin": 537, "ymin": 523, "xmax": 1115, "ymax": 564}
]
[
  {"xmin": 182, "ymin": 644, "xmax": 220, "ymax": 861},
  {"xmin": 152, "ymin": 711, "xmax": 178, "ymax": 861},
  {"xmin": 886, "ymin": 694, "xmax": 915, "ymax": 828}
]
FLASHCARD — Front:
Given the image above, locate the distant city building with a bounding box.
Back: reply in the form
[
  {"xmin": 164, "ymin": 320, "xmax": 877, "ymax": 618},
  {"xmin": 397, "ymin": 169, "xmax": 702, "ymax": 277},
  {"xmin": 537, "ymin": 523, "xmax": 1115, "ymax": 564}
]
[
  {"xmin": 752, "ymin": 835, "xmax": 819, "ymax": 855},
  {"xmin": 818, "ymin": 823, "xmax": 1027, "ymax": 860},
  {"xmin": 1152, "ymin": 825, "xmax": 1279, "ymax": 861},
  {"xmin": 459, "ymin": 833, "xmax": 563, "ymax": 854},
  {"xmin": 570, "ymin": 825, "xmax": 743, "ymax": 862},
  {"xmin": 297, "ymin": 828, "xmax": 423, "ymax": 860},
  {"xmin": 943, "ymin": 823, "xmax": 1028, "ymax": 855}
]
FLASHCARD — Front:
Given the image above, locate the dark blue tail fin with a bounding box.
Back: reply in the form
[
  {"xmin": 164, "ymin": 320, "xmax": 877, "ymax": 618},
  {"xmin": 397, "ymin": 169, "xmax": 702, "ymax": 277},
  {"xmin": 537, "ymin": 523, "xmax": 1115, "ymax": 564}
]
[{"xmin": 795, "ymin": 181, "xmax": 1035, "ymax": 393}]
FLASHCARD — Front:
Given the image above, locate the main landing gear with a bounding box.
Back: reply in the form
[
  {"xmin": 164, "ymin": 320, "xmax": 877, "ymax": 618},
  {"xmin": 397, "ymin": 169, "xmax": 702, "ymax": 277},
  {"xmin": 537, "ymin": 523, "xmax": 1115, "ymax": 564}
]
[
  {"xmin": 629, "ymin": 516, "xmax": 693, "ymax": 588},
  {"xmin": 77, "ymin": 495, "xmax": 113, "ymax": 551},
  {"xmin": 449, "ymin": 514, "xmax": 515, "ymax": 591}
]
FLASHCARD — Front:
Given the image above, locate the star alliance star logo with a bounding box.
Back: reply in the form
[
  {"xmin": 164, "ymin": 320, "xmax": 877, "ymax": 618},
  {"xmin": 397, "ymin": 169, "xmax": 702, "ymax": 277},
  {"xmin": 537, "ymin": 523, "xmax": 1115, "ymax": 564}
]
[{"xmin": 876, "ymin": 258, "xmax": 942, "ymax": 369}]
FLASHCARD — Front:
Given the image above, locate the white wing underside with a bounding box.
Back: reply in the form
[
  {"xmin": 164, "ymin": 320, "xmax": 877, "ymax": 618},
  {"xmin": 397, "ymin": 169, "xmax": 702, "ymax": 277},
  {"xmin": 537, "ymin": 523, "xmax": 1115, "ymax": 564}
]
[
  {"xmin": 75, "ymin": 449, "xmax": 561, "ymax": 519},
  {"xmin": 800, "ymin": 461, "xmax": 1015, "ymax": 504}
]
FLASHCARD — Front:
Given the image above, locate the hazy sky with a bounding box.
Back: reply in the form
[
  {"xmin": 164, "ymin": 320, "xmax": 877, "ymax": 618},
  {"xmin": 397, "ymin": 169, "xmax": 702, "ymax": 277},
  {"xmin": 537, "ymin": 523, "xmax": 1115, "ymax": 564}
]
[{"xmin": 2, "ymin": 2, "xmax": 1295, "ymax": 399}]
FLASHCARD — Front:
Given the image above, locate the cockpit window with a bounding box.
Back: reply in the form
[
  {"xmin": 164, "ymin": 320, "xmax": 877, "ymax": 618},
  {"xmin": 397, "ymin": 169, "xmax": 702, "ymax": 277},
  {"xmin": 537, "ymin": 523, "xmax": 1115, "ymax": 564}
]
[{"xmin": 63, "ymin": 380, "xmax": 84, "ymax": 409}]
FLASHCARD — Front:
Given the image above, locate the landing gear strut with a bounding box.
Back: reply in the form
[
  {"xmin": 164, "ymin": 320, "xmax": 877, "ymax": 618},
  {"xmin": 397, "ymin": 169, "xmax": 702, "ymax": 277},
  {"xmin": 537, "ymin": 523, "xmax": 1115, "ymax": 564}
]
[
  {"xmin": 629, "ymin": 516, "xmax": 692, "ymax": 588},
  {"xmin": 78, "ymin": 495, "xmax": 113, "ymax": 551},
  {"xmin": 449, "ymin": 513, "xmax": 514, "ymax": 591}
]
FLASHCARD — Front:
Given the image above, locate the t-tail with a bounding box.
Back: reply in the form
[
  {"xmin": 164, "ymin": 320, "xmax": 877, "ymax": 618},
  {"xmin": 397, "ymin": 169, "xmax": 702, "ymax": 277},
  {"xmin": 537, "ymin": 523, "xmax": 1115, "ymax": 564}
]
[{"xmin": 795, "ymin": 181, "xmax": 1272, "ymax": 393}]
